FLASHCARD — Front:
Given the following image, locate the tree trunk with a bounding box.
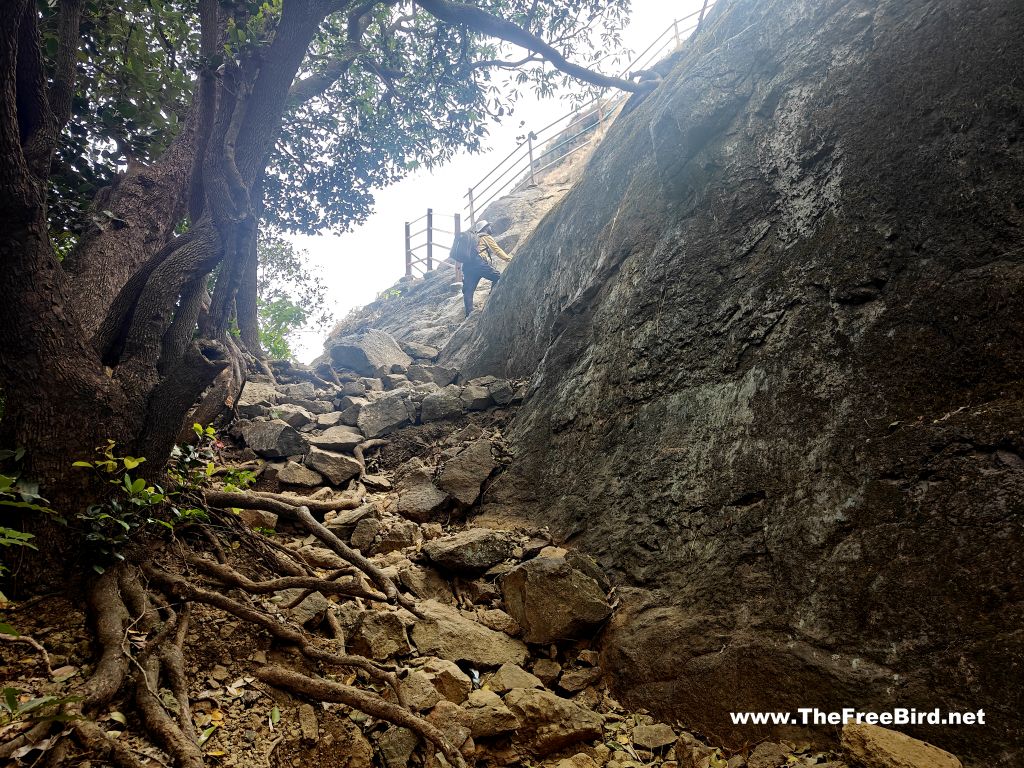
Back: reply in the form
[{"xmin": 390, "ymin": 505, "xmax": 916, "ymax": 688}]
[{"xmin": 64, "ymin": 108, "xmax": 198, "ymax": 335}]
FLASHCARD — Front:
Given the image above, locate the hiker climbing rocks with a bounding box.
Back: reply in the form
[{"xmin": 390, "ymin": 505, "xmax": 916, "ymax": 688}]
[{"xmin": 450, "ymin": 220, "xmax": 511, "ymax": 317}]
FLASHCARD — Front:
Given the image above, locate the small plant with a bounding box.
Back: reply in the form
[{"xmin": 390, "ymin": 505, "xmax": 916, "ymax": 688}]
[
  {"xmin": 1, "ymin": 687, "xmax": 82, "ymax": 727},
  {"xmin": 72, "ymin": 427, "xmax": 223, "ymax": 570},
  {"xmin": 222, "ymin": 467, "xmax": 256, "ymax": 492},
  {"xmin": 0, "ymin": 448, "xmax": 55, "ymax": 576}
]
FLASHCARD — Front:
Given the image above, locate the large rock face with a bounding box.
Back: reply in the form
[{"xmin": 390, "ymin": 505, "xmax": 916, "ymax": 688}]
[{"xmin": 443, "ymin": 0, "xmax": 1024, "ymax": 763}]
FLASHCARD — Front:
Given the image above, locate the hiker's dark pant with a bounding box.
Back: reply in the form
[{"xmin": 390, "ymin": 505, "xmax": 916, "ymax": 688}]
[{"xmin": 462, "ymin": 260, "xmax": 501, "ymax": 316}]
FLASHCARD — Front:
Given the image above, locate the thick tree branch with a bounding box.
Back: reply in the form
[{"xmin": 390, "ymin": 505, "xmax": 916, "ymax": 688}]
[
  {"xmin": 49, "ymin": 0, "xmax": 84, "ymax": 132},
  {"xmin": 417, "ymin": 0, "xmax": 640, "ymax": 93},
  {"xmin": 287, "ymin": 44, "xmax": 362, "ymax": 103}
]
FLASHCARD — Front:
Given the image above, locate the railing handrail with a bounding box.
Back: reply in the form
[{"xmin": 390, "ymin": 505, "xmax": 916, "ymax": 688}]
[
  {"xmin": 463, "ymin": 2, "xmax": 716, "ymax": 221},
  {"xmin": 400, "ymin": 2, "xmax": 716, "ymax": 278}
]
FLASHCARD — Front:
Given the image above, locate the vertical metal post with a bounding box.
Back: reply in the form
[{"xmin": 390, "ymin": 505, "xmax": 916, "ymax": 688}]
[
  {"xmin": 467, "ymin": 187, "xmax": 476, "ymax": 226},
  {"xmin": 698, "ymin": 0, "xmax": 709, "ymax": 25},
  {"xmin": 404, "ymin": 221, "xmax": 411, "ymax": 276},
  {"xmin": 425, "ymin": 208, "xmax": 433, "ymax": 272},
  {"xmin": 673, "ymin": 18, "xmax": 680, "ymax": 46},
  {"xmin": 453, "ymin": 213, "xmax": 462, "ymax": 281},
  {"xmin": 527, "ymin": 132, "xmax": 537, "ymax": 186}
]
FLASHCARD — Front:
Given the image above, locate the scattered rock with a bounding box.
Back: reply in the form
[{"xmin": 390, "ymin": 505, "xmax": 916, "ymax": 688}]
[
  {"xmin": 304, "ymin": 446, "xmax": 362, "ymax": 485},
  {"xmin": 277, "ymin": 461, "xmax": 323, "ymax": 486},
  {"xmin": 236, "ymin": 382, "xmax": 279, "ymax": 417},
  {"xmin": 420, "ymin": 657, "xmax": 473, "ymax": 704},
  {"xmin": 531, "ymin": 658, "xmax": 562, "ymax": 686},
  {"xmin": 329, "ymin": 329, "xmax": 412, "ymax": 377},
  {"xmin": 400, "ymin": 669, "xmax": 443, "ymax": 711},
  {"xmin": 316, "ymin": 410, "xmax": 344, "ymax": 427},
  {"xmin": 325, "ymin": 503, "xmax": 381, "ymax": 538},
  {"xmin": 476, "ymin": 608, "xmax": 521, "ymax": 636},
  {"xmin": 410, "ymin": 600, "xmax": 528, "ymax": 667},
  {"xmin": 556, "ymin": 756, "xmax": 599, "ymax": 768},
  {"xmin": 396, "ymin": 464, "xmax": 449, "ymax": 522},
  {"xmin": 237, "ymin": 419, "xmax": 308, "ymax": 458},
  {"xmin": 400, "ymin": 341, "xmax": 440, "ymax": 360},
  {"xmin": 276, "ymin": 589, "xmax": 331, "ymax": 626},
  {"xmin": 308, "ymin": 425, "xmax": 364, "ymax": 452},
  {"xmin": 841, "ymin": 723, "xmax": 962, "ymax": 768},
  {"xmin": 426, "ymin": 701, "xmax": 472, "ymax": 753},
  {"xmin": 298, "ymin": 703, "xmax": 319, "ymax": 741},
  {"xmin": 503, "ymin": 687, "xmax": 603, "ymax": 755},
  {"xmin": 488, "ymin": 379, "xmax": 517, "ymax": 405},
  {"xmin": 372, "ymin": 519, "xmax": 423, "ymax": 555},
  {"xmin": 271, "ymin": 403, "xmax": 316, "ymax": 428},
  {"xmin": 357, "ymin": 392, "xmax": 416, "ymax": 437},
  {"xmin": 350, "ymin": 517, "xmax": 383, "ymax": 552},
  {"xmin": 632, "ymin": 723, "xmax": 677, "ymax": 750},
  {"xmin": 337, "ymin": 380, "xmax": 367, "ymax": 397},
  {"xmin": 422, "ymin": 528, "xmax": 514, "ymax": 574},
  {"xmin": 459, "ymin": 384, "xmax": 492, "ymax": 411},
  {"xmin": 437, "ymin": 440, "xmax": 497, "ymax": 506},
  {"xmin": 500, "ymin": 556, "xmax": 612, "ymax": 643},
  {"xmin": 558, "ymin": 666, "xmax": 602, "ymax": 693},
  {"xmin": 237, "ymin": 509, "xmax": 278, "ymax": 530},
  {"xmin": 421, "ymin": 387, "xmax": 465, "ymax": 422},
  {"xmin": 349, "ymin": 611, "xmax": 412, "ymax": 660},
  {"xmin": 378, "ymin": 727, "xmax": 419, "ymax": 768},
  {"xmin": 399, "ymin": 565, "xmax": 456, "ymax": 604},
  {"xmin": 747, "ymin": 742, "xmax": 790, "ymax": 768},
  {"xmin": 488, "ymin": 663, "xmax": 543, "ymax": 693},
  {"xmin": 463, "ymin": 688, "xmax": 520, "ymax": 738},
  {"xmin": 282, "ymin": 382, "xmax": 316, "ymax": 399}
]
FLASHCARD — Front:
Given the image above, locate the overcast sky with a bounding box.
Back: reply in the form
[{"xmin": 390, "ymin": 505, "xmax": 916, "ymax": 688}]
[{"xmin": 289, "ymin": 0, "xmax": 712, "ymax": 362}]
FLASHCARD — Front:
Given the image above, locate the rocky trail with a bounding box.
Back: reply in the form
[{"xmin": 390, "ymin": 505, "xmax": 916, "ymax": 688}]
[{"xmin": 3, "ymin": 329, "xmax": 962, "ymax": 768}]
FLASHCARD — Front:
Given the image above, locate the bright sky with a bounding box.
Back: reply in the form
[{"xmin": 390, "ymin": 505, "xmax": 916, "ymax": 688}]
[{"xmin": 290, "ymin": 0, "xmax": 711, "ymax": 362}]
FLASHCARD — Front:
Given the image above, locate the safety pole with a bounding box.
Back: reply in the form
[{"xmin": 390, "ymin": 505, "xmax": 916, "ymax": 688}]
[
  {"xmin": 673, "ymin": 18, "xmax": 680, "ymax": 46},
  {"xmin": 426, "ymin": 208, "xmax": 433, "ymax": 272},
  {"xmin": 404, "ymin": 221, "xmax": 411, "ymax": 276},
  {"xmin": 527, "ymin": 132, "xmax": 537, "ymax": 186},
  {"xmin": 467, "ymin": 187, "xmax": 476, "ymax": 226},
  {"xmin": 453, "ymin": 213, "xmax": 462, "ymax": 281}
]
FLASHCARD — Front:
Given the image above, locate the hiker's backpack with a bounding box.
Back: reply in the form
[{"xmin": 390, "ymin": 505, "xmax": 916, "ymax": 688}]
[{"xmin": 450, "ymin": 231, "xmax": 477, "ymax": 264}]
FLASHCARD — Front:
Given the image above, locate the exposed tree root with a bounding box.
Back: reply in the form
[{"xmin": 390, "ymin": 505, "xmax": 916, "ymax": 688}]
[
  {"xmin": 204, "ymin": 492, "xmax": 414, "ymax": 610},
  {"xmin": 207, "ymin": 487, "xmax": 363, "ymax": 514},
  {"xmin": 0, "ymin": 631, "xmax": 53, "ymax": 676},
  {"xmin": 185, "ymin": 552, "xmax": 386, "ymax": 602},
  {"xmin": 140, "ymin": 563, "xmax": 404, "ymax": 700},
  {"xmin": 10, "ymin": 469, "xmax": 450, "ymax": 768},
  {"xmin": 256, "ymin": 665, "xmax": 468, "ymax": 768},
  {"xmin": 354, "ymin": 438, "xmax": 389, "ymax": 479}
]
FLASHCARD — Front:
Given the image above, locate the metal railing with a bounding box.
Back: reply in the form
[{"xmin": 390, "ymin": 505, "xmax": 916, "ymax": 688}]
[
  {"xmin": 464, "ymin": 2, "xmax": 715, "ymax": 223},
  {"xmin": 401, "ymin": 2, "xmax": 715, "ymax": 277},
  {"xmin": 405, "ymin": 209, "xmax": 462, "ymax": 277}
]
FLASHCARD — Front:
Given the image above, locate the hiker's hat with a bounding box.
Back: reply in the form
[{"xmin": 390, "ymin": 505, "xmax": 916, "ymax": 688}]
[{"xmin": 474, "ymin": 220, "xmax": 490, "ymax": 233}]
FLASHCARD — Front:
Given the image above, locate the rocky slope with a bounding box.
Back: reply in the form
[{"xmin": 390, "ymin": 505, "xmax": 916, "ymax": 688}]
[{"xmin": 432, "ymin": 0, "xmax": 1024, "ymax": 765}]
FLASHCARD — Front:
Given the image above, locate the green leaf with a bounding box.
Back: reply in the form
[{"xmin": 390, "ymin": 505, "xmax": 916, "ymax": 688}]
[
  {"xmin": 270, "ymin": 705, "xmax": 281, "ymax": 724},
  {"xmin": 122, "ymin": 456, "xmax": 145, "ymax": 470},
  {"xmin": 3, "ymin": 688, "xmax": 19, "ymax": 713},
  {"xmin": 0, "ymin": 623, "xmax": 20, "ymax": 636},
  {"xmin": 198, "ymin": 724, "xmax": 218, "ymax": 745},
  {"xmin": 71, "ymin": 461, "xmax": 94, "ymax": 468},
  {"xmin": 131, "ymin": 478, "xmax": 146, "ymax": 494}
]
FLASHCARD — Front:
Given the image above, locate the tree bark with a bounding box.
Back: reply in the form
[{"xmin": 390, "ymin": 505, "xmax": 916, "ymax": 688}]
[{"xmin": 64, "ymin": 107, "xmax": 198, "ymax": 336}]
